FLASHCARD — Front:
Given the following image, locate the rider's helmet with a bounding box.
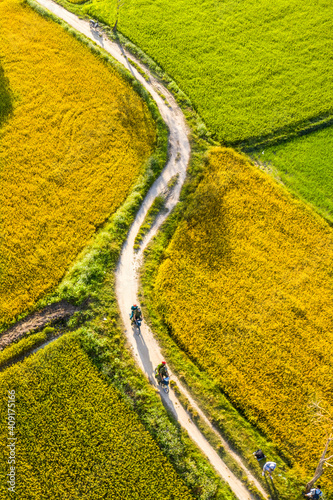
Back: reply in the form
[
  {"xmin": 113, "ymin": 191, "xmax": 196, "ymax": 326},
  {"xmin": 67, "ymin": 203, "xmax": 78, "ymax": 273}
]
[
  {"xmin": 137, "ymin": 307, "xmax": 141, "ymax": 312},
  {"xmin": 162, "ymin": 361, "xmax": 166, "ymax": 365}
]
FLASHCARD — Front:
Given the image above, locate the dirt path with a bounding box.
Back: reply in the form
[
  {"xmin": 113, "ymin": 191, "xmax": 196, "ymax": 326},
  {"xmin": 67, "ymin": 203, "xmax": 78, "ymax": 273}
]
[
  {"xmin": 32, "ymin": 2, "xmax": 268, "ymax": 498},
  {"xmin": 0, "ymin": 300, "xmax": 78, "ymax": 350}
]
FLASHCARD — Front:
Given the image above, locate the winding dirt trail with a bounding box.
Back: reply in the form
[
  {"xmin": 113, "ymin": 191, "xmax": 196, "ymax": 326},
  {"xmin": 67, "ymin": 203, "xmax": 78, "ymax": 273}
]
[{"xmin": 33, "ymin": 2, "xmax": 268, "ymax": 498}]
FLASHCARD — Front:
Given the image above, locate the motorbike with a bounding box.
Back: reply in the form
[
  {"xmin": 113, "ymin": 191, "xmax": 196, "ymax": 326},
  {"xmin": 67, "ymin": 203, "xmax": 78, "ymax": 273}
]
[
  {"xmin": 89, "ymin": 19, "xmax": 99, "ymax": 30},
  {"xmin": 129, "ymin": 314, "xmax": 142, "ymax": 334},
  {"xmin": 134, "ymin": 318, "xmax": 142, "ymax": 334},
  {"xmin": 160, "ymin": 376, "xmax": 170, "ymax": 394}
]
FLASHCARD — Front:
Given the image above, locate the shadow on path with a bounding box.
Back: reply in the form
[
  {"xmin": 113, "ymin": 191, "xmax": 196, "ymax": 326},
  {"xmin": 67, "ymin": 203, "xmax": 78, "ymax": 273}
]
[
  {"xmin": 132, "ymin": 326, "xmax": 179, "ymax": 419},
  {"xmin": 90, "ymin": 27, "xmax": 104, "ymax": 48},
  {"xmin": 113, "ymin": 34, "xmax": 136, "ymax": 79},
  {"xmin": 132, "ymin": 327, "xmax": 155, "ymax": 379},
  {"xmin": 265, "ymin": 477, "xmax": 280, "ymax": 500}
]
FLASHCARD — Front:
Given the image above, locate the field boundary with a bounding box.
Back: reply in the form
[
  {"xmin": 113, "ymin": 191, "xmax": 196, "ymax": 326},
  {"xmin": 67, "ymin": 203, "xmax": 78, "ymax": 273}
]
[
  {"xmin": 0, "ymin": 300, "xmax": 78, "ymax": 350},
  {"xmin": 241, "ymin": 114, "xmax": 333, "ymax": 153}
]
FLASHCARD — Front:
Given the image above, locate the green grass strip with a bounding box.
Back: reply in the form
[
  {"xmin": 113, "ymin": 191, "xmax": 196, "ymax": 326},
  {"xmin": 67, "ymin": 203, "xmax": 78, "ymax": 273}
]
[
  {"xmin": 0, "ymin": 330, "xmax": 48, "ymax": 369},
  {"xmin": 134, "ymin": 195, "xmax": 167, "ymax": 251}
]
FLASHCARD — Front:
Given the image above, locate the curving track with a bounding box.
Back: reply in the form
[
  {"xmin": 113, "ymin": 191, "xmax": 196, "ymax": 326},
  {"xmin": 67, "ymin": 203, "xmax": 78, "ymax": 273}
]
[{"xmin": 34, "ymin": 1, "xmax": 268, "ymax": 498}]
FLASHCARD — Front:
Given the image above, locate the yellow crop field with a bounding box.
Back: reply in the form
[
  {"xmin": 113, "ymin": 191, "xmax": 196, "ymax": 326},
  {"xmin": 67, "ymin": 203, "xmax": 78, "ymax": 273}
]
[
  {"xmin": 154, "ymin": 148, "xmax": 333, "ymax": 476},
  {"xmin": 0, "ymin": 333, "xmax": 193, "ymax": 499},
  {"xmin": 0, "ymin": 0, "xmax": 155, "ymax": 331}
]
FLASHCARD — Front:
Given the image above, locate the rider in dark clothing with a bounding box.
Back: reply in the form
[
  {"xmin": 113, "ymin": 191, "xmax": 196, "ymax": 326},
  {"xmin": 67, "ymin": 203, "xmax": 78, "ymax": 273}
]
[
  {"xmin": 156, "ymin": 361, "xmax": 168, "ymax": 382},
  {"xmin": 130, "ymin": 305, "xmax": 142, "ymax": 324},
  {"xmin": 133, "ymin": 307, "xmax": 142, "ymax": 324},
  {"xmin": 253, "ymin": 449, "xmax": 266, "ymax": 461}
]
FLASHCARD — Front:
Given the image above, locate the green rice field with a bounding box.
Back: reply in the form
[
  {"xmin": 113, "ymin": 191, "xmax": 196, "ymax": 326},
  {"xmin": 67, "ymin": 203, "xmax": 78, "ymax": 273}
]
[
  {"xmin": 84, "ymin": 0, "xmax": 333, "ymax": 144},
  {"xmin": 253, "ymin": 126, "xmax": 333, "ymax": 223}
]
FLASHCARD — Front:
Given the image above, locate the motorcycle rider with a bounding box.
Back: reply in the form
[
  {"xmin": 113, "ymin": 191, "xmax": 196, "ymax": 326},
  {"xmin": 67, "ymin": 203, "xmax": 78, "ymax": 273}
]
[
  {"xmin": 155, "ymin": 361, "xmax": 168, "ymax": 383},
  {"xmin": 130, "ymin": 304, "xmax": 142, "ymax": 325}
]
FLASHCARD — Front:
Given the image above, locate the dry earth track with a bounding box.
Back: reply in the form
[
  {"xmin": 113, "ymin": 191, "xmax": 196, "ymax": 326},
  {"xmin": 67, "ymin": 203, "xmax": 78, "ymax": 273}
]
[
  {"xmin": 23, "ymin": 2, "xmax": 268, "ymax": 498},
  {"xmin": 0, "ymin": 300, "xmax": 78, "ymax": 349}
]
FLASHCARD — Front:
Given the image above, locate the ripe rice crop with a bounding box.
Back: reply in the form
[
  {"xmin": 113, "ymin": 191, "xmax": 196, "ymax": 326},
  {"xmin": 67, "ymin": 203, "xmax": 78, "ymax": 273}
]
[
  {"xmin": 0, "ymin": 333, "xmax": 193, "ymax": 499},
  {"xmin": 253, "ymin": 126, "xmax": 333, "ymax": 223},
  {"xmin": 85, "ymin": 0, "xmax": 333, "ymax": 144},
  {"xmin": 0, "ymin": 0, "xmax": 155, "ymax": 331},
  {"xmin": 153, "ymin": 147, "xmax": 333, "ymax": 480}
]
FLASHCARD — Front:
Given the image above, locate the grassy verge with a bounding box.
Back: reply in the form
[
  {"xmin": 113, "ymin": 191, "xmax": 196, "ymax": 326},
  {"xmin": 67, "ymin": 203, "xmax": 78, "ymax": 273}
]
[
  {"xmin": 134, "ymin": 195, "xmax": 167, "ymax": 251},
  {"xmin": 241, "ymin": 115, "xmax": 333, "ymax": 152},
  {"xmin": 0, "ymin": 329, "xmax": 53, "ymax": 369},
  {"xmin": 128, "ymin": 57, "xmax": 150, "ymax": 82}
]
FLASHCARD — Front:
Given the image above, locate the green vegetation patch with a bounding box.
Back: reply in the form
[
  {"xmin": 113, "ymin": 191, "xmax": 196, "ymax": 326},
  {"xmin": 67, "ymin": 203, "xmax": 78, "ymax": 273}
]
[
  {"xmin": 84, "ymin": 0, "xmax": 333, "ymax": 144},
  {"xmin": 252, "ymin": 126, "xmax": 333, "ymax": 224},
  {"xmin": 0, "ymin": 330, "xmax": 47, "ymax": 369},
  {"xmin": 67, "ymin": 0, "xmax": 87, "ymax": 4},
  {"xmin": 134, "ymin": 194, "xmax": 167, "ymax": 250},
  {"xmin": 0, "ymin": 333, "xmax": 194, "ymax": 499}
]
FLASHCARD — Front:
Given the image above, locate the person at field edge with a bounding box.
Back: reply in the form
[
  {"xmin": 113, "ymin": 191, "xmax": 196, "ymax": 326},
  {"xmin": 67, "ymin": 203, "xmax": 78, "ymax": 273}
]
[
  {"xmin": 305, "ymin": 485, "xmax": 322, "ymax": 499},
  {"xmin": 156, "ymin": 361, "xmax": 168, "ymax": 383},
  {"xmin": 262, "ymin": 461, "xmax": 276, "ymax": 479},
  {"xmin": 253, "ymin": 449, "xmax": 265, "ymax": 462},
  {"xmin": 130, "ymin": 305, "xmax": 142, "ymax": 324}
]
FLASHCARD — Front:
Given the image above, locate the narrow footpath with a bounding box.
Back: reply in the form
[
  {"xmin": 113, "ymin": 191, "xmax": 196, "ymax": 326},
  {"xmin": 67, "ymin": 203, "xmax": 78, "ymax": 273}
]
[{"xmin": 34, "ymin": 1, "xmax": 268, "ymax": 498}]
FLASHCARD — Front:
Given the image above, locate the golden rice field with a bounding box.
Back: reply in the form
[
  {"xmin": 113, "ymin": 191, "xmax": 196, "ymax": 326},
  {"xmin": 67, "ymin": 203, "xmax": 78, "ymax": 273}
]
[
  {"xmin": 154, "ymin": 147, "xmax": 333, "ymax": 476},
  {"xmin": 0, "ymin": 0, "xmax": 155, "ymax": 331},
  {"xmin": 0, "ymin": 333, "xmax": 193, "ymax": 499}
]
